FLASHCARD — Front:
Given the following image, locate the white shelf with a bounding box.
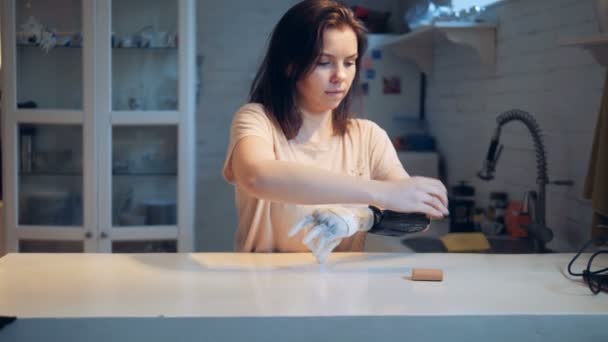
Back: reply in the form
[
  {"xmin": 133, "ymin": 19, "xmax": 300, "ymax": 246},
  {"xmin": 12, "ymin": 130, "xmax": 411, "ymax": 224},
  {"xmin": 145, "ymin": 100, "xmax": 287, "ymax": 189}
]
[
  {"xmin": 561, "ymin": 34, "xmax": 608, "ymax": 67},
  {"xmin": 378, "ymin": 22, "xmax": 497, "ymax": 74}
]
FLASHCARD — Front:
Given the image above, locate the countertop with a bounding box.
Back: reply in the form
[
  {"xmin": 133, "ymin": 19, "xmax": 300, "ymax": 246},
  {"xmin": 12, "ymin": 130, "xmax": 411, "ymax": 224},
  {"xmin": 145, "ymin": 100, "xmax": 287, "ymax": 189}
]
[{"xmin": 0, "ymin": 252, "xmax": 607, "ymax": 342}]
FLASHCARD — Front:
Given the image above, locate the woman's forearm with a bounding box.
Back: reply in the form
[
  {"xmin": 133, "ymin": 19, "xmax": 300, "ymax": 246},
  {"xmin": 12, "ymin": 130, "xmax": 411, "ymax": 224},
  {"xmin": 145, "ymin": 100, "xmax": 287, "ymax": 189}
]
[{"xmin": 242, "ymin": 159, "xmax": 382, "ymax": 206}]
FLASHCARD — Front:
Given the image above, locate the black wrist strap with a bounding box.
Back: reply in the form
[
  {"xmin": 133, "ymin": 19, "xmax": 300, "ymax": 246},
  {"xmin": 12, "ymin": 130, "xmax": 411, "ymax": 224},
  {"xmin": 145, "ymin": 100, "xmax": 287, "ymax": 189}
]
[
  {"xmin": 367, "ymin": 206, "xmax": 430, "ymax": 236},
  {"xmin": 368, "ymin": 205, "xmax": 383, "ymax": 233}
]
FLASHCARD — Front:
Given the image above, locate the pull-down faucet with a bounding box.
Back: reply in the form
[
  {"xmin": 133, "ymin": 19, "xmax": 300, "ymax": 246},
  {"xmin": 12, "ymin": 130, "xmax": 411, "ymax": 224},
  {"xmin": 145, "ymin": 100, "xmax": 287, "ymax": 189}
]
[{"xmin": 478, "ymin": 109, "xmax": 572, "ymax": 253}]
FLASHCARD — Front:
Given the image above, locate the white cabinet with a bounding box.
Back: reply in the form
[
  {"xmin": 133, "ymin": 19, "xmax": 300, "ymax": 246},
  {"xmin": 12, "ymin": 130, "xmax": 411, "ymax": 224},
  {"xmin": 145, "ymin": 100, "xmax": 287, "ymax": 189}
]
[{"xmin": 1, "ymin": 0, "xmax": 196, "ymax": 253}]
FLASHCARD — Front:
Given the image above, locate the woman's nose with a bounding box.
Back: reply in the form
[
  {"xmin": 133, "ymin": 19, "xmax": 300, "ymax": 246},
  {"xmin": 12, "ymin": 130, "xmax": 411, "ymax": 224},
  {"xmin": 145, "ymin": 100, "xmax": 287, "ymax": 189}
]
[{"xmin": 332, "ymin": 66, "xmax": 346, "ymax": 83}]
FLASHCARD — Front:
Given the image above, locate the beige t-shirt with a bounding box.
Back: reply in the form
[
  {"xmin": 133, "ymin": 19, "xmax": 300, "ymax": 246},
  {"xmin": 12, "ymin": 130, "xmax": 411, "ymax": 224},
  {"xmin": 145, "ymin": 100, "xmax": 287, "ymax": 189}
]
[{"xmin": 223, "ymin": 103, "xmax": 405, "ymax": 252}]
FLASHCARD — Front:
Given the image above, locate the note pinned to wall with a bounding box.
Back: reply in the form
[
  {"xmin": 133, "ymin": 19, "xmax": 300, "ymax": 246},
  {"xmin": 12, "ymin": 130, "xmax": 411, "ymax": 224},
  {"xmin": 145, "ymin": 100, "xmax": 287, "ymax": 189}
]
[
  {"xmin": 371, "ymin": 49, "xmax": 382, "ymax": 60},
  {"xmin": 383, "ymin": 76, "xmax": 401, "ymax": 94}
]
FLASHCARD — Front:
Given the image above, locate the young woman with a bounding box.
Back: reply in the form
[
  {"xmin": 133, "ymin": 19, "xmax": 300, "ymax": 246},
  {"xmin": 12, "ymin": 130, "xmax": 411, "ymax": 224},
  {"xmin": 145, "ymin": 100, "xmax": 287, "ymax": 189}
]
[{"xmin": 223, "ymin": 0, "xmax": 448, "ymax": 259}]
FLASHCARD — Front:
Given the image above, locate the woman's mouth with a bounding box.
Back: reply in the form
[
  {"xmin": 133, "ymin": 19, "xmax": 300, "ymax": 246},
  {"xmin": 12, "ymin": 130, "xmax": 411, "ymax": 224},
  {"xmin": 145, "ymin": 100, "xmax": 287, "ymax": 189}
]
[{"xmin": 325, "ymin": 90, "xmax": 345, "ymax": 97}]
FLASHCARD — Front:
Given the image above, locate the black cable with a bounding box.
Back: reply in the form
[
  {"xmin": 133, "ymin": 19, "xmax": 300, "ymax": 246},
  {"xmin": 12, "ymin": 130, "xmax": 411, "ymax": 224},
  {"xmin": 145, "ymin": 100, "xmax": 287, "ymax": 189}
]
[
  {"xmin": 0, "ymin": 316, "xmax": 17, "ymax": 330},
  {"xmin": 567, "ymin": 238, "xmax": 608, "ymax": 294}
]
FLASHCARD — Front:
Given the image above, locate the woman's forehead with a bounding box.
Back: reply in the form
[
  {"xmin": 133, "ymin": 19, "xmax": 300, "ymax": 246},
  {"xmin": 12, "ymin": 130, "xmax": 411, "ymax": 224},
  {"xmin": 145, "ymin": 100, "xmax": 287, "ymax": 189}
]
[{"xmin": 320, "ymin": 26, "xmax": 358, "ymax": 56}]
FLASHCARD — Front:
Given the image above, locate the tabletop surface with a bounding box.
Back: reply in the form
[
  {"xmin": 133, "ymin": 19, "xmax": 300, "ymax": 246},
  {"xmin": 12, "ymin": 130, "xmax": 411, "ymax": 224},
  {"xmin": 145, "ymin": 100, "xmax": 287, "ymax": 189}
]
[{"xmin": 1, "ymin": 252, "xmax": 607, "ymax": 318}]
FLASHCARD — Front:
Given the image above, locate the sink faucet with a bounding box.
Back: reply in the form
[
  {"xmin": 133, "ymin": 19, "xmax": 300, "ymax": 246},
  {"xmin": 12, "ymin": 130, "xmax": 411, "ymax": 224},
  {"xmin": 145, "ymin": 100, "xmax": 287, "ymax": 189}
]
[{"xmin": 478, "ymin": 109, "xmax": 573, "ymax": 253}]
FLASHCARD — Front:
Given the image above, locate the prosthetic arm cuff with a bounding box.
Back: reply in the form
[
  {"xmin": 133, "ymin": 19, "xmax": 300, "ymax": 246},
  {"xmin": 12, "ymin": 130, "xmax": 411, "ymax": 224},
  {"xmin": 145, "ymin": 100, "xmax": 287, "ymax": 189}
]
[{"xmin": 367, "ymin": 205, "xmax": 431, "ymax": 237}]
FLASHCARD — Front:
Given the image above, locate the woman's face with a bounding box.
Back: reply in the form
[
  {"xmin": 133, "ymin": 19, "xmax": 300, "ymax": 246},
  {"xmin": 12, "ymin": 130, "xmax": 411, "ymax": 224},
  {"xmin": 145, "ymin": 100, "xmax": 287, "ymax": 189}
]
[{"xmin": 296, "ymin": 26, "xmax": 358, "ymax": 114}]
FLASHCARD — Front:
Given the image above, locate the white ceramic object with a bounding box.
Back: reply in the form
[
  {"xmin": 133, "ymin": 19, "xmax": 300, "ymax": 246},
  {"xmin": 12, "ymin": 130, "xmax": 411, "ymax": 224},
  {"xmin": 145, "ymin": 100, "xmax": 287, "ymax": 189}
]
[{"xmin": 597, "ymin": 0, "xmax": 608, "ymax": 33}]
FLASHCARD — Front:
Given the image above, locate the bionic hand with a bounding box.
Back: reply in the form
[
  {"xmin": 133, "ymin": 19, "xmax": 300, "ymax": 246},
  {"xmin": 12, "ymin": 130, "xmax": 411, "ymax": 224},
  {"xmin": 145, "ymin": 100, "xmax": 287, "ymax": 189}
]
[
  {"xmin": 288, "ymin": 206, "xmax": 431, "ymax": 263},
  {"xmin": 288, "ymin": 206, "xmax": 372, "ymax": 263}
]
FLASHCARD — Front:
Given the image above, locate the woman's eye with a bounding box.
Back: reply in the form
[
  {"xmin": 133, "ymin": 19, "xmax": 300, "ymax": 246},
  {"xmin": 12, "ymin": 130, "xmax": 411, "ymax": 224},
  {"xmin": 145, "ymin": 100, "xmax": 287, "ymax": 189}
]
[
  {"xmin": 345, "ymin": 61, "xmax": 355, "ymax": 67},
  {"xmin": 317, "ymin": 61, "xmax": 331, "ymax": 66}
]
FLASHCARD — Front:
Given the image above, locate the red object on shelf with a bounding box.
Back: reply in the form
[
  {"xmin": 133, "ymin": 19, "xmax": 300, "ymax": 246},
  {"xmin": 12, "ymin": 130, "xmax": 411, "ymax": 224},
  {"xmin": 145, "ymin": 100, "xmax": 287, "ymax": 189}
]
[
  {"xmin": 352, "ymin": 6, "xmax": 370, "ymax": 18},
  {"xmin": 505, "ymin": 201, "xmax": 529, "ymax": 238}
]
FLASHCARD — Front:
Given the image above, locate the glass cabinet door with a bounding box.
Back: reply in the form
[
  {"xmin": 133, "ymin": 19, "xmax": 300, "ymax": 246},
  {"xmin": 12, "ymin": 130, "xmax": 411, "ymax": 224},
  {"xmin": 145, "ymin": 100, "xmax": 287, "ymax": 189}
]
[
  {"xmin": 111, "ymin": 125, "xmax": 178, "ymax": 253},
  {"xmin": 18, "ymin": 124, "xmax": 83, "ymax": 227},
  {"xmin": 111, "ymin": 0, "xmax": 178, "ymax": 111},
  {"xmin": 15, "ymin": 0, "xmax": 83, "ymax": 110},
  {"xmin": 112, "ymin": 126, "xmax": 177, "ymax": 226}
]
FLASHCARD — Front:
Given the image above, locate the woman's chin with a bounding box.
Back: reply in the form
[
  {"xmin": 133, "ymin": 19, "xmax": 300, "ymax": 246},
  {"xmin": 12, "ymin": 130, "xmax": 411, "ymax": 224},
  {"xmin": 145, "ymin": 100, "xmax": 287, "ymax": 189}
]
[{"xmin": 324, "ymin": 99, "xmax": 345, "ymax": 110}]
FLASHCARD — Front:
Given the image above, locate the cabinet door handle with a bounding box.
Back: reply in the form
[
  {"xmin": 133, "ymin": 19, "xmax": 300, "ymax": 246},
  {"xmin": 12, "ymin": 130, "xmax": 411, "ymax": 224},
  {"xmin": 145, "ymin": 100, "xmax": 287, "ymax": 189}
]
[
  {"xmin": 85, "ymin": 231, "xmax": 93, "ymax": 239},
  {"xmin": 100, "ymin": 232, "xmax": 109, "ymax": 239}
]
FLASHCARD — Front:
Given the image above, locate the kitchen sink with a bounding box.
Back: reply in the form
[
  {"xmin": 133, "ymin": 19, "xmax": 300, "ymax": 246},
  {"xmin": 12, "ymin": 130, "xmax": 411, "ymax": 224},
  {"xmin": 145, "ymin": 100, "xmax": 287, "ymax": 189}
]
[
  {"xmin": 486, "ymin": 236, "xmax": 555, "ymax": 254},
  {"xmin": 401, "ymin": 235, "xmax": 555, "ymax": 254}
]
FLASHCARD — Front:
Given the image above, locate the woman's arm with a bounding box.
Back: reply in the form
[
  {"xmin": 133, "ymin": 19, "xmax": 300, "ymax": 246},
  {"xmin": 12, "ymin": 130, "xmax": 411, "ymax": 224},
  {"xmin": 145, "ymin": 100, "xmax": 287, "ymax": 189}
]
[
  {"xmin": 231, "ymin": 135, "xmax": 380, "ymax": 205},
  {"xmin": 230, "ymin": 135, "xmax": 449, "ymax": 217}
]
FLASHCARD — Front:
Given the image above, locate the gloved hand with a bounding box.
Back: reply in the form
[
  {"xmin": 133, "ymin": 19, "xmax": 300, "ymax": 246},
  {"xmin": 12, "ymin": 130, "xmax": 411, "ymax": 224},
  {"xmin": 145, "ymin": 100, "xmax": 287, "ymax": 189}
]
[{"xmin": 288, "ymin": 206, "xmax": 374, "ymax": 263}]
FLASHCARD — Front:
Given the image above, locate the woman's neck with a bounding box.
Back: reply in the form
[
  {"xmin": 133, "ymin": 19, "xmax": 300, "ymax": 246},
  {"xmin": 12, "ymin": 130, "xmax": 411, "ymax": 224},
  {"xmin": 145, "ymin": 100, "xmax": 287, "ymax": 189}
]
[{"xmin": 295, "ymin": 107, "xmax": 333, "ymax": 144}]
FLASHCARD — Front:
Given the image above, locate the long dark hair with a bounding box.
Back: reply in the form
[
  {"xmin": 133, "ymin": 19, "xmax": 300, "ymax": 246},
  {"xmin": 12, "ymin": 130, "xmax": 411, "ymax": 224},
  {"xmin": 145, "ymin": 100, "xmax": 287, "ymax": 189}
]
[{"xmin": 249, "ymin": 0, "xmax": 368, "ymax": 139}]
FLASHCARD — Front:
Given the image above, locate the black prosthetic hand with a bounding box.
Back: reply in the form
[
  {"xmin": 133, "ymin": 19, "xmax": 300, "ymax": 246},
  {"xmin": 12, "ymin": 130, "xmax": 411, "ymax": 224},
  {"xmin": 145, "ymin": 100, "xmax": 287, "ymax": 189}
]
[{"xmin": 367, "ymin": 206, "xmax": 430, "ymax": 237}]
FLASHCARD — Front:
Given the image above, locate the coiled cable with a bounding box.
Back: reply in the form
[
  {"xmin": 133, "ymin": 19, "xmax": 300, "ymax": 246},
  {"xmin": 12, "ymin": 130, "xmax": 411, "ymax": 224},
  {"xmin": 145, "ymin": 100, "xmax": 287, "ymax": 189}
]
[{"xmin": 567, "ymin": 238, "xmax": 608, "ymax": 294}]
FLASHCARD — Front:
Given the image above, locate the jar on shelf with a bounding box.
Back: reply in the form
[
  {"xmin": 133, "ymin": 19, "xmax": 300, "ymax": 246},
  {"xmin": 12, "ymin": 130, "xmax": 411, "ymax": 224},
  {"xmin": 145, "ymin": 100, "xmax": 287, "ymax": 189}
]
[{"xmin": 449, "ymin": 181, "xmax": 476, "ymax": 232}]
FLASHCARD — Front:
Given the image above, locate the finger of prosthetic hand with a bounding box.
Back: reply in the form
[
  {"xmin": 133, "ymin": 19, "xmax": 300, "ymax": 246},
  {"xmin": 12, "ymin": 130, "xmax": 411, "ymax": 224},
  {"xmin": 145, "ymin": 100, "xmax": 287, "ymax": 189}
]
[
  {"xmin": 310, "ymin": 225, "xmax": 337, "ymax": 261},
  {"xmin": 303, "ymin": 223, "xmax": 328, "ymax": 245},
  {"xmin": 288, "ymin": 215, "xmax": 315, "ymax": 238},
  {"xmin": 315, "ymin": 238, "xmax": 342, "ymax": 264},
  {"xmin": 304, "ymin": 236, "xmax": 318, "ymax": 253}
]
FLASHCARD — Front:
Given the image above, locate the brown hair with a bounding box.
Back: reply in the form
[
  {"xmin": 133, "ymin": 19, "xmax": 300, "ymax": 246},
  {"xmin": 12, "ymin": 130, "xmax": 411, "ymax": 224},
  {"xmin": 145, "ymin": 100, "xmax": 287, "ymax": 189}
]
[{"xmin": 249, "ymin": 0, "xmax": 368, "ymax": 139}]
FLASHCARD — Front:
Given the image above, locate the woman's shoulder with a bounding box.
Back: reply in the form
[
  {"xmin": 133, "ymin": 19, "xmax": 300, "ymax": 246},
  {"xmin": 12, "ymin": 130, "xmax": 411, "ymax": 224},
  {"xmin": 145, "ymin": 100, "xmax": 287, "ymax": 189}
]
[
  {"xmin": 235, "ymin": 102, "xmax": 270, "ymax": 118},
  {"xmin": 233, "ymin": 102, "xmax": 275, "ymax": 125},
  {"xmin": 347, "ymin": 117, "xmax": 385, "ymax": 136},
  {"xmin": 231, "ymin": 102, "xmax": 283, "ymax": 140}
]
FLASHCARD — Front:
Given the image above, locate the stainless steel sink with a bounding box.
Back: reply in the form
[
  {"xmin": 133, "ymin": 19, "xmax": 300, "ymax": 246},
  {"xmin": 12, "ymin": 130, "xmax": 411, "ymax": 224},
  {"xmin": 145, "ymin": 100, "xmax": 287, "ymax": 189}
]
[
  {"xmin": 401, "ymin": 235, "xmax": 555, "ymax": 253},
  {"xmin": 486, "ymin": 236, "xmax": 554, "ymax": 254}
]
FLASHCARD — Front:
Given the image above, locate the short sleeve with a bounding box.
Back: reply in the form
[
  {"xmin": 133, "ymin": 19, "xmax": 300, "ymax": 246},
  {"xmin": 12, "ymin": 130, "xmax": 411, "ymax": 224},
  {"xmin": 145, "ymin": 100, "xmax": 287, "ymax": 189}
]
[
  {"xmin": 367, "ymin": 121, "xmax": 405, "ymax": 180},
  {"xmin": 223, "ymin": 103, "xmax": 274, "ymax": 184}
]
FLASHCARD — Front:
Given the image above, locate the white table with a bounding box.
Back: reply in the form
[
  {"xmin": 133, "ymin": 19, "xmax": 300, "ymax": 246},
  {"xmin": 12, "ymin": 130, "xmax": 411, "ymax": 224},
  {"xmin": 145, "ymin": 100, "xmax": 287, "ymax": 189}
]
[{"xmin": 1, "ymin": 252, "xmax": 607, "ymax": 341}]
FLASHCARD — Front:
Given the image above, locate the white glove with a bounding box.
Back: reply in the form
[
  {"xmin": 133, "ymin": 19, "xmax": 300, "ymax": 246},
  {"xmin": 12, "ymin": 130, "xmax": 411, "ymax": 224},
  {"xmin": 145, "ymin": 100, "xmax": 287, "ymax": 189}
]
[{"xmin": 288, "ymin": 206, "xmax": 374, "ymax": 263}]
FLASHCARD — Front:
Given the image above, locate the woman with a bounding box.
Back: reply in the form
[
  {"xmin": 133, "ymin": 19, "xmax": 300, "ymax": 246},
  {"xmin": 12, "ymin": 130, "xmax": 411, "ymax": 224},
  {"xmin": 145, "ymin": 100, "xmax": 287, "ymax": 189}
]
[{"xmin": 223, "ymin": 0, "xmax": 448, "ymax": 259}]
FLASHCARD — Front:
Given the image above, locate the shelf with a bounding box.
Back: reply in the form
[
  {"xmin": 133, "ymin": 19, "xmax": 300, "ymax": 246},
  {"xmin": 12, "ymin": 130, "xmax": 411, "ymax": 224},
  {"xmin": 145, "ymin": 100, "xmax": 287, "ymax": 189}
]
[
  {"xmin": 113, "ymin": 172, "xmax": 177, "ymax": 177},
  {"xmin": 560, "ymin": 34, "xmax": 608, "ymax": 67},
  {"xmin": 17, "ymin": 43, "xmax": 177, "ymax": 51},
  {"xmin": 20, "ymin": 172, "xmax": 82, "ymax": 177},
  {"xmin": 112, "ymin": 46, "xmax": 177, "ymax": 50},
  {"xmin": 377, "ymin": 22, "xmax": 497, "ymax": 74},
  {"xmin": 17, "ymin": 43, "xmax": 82, "ymax": 49}
]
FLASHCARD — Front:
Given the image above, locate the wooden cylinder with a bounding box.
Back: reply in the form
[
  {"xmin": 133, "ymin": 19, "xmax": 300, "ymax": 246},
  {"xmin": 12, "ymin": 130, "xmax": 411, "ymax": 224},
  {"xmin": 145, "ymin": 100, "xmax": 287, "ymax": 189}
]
[{"xmin": 411, "ymin": 268, "xmax": 443, "ymax": 281}]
